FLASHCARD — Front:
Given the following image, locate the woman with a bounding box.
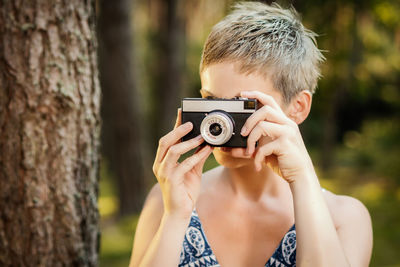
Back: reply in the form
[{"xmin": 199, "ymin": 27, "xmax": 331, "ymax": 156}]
[{"xmin": 130, "ymin": 2, "xmax": 373, "ymax": 266}]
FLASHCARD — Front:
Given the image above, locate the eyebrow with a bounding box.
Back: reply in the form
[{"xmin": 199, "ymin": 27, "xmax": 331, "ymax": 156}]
[{"xmin": 199, "ymin": 89, "xmax": 241, "ymax": 99}]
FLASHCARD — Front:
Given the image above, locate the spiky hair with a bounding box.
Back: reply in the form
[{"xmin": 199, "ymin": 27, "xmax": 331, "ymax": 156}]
[{"xmin": 200, "ymin": 2, "xmax": 325, "ymax": 103}]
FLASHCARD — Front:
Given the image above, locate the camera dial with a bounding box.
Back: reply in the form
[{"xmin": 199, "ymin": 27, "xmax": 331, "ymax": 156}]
[{"xmin": 200, "ymin": 111, "xmax": 234, "ymax": 145}]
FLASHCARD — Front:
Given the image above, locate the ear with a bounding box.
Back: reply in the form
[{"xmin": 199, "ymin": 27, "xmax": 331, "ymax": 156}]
[{"xmin": 287, "ymin": 90, "xmax": 312, "ymax": 125}]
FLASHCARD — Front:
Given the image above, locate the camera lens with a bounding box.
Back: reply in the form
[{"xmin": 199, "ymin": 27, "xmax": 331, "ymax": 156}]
[
  {"xmin": 200, "ymin": 111, "xmax": 234, "ymax": 146},
  {"xmin": 209, "ymin": 123, "xmax": 222, "ymax": 136}
]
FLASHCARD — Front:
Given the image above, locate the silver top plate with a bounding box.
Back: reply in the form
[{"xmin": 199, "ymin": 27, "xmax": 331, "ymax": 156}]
[{"xmin": 182, "ymin": 99, "xmax": 255, "ymax": 113}]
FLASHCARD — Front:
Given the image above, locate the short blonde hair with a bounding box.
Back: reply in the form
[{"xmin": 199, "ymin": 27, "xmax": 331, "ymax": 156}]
[{"xmin": 200, "ymin": 2, "xmax": 325, "ymax": 104}]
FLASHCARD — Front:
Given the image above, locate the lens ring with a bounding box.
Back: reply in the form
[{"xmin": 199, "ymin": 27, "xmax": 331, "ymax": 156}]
[{"xmin": 200, "ymin": 111, "xmax": 234, "ymax": 145}]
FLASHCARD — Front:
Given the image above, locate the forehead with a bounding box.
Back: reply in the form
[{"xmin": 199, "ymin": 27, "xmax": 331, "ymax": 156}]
[{"xmin": 200, "ymin": 62, "xmax": 283, "ymax": 103}]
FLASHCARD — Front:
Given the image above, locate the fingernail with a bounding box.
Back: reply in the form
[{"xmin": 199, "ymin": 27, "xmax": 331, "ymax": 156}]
[
  {"xmin": 240, "ymin": 126, "xmax": 247, "ymax": 136},
  {"xmin": 245, "ymin": 147, "xmax": 250, "ymax": 155},
  {"xmin": 202, "ymin": 145, "xmax": 211, "ymax": 153},
  {"xmin": 195, "ymin": 135, "xmax": 203, "ymax": 140},
  {"xmin": 184, "ymin": 122, "xmax": 192, "ymax": 129}
]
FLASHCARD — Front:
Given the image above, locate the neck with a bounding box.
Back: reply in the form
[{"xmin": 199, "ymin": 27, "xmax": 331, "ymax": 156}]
[{"xmin": 223, "ymin": 163, "xmax": 288, "ymax": 202}]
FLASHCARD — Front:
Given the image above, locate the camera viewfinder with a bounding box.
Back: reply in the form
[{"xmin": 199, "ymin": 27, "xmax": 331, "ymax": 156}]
[{"xmin": 244, "ymin": 100, "xmax": 256, "ymax": 110}]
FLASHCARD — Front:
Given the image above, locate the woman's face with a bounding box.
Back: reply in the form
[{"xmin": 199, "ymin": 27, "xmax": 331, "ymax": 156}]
[{"xmin": 200, "ymin": 62, "xmax": 286, "ymax": 169}]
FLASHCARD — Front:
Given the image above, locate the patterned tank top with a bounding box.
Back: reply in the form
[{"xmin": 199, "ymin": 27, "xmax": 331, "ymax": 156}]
[{"xmin": 178, "ymin": 209, "xmax": 296, "ymax": 267}]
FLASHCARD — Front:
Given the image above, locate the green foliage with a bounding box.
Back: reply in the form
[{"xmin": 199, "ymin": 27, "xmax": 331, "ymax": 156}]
[{"xmin": 338, "ymin": 118, "xmax": 400, "ymax": 182}]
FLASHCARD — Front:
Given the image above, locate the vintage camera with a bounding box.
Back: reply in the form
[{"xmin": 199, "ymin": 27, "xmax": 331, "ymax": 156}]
[{"xmin": 181, "ymin": 97, "xmax": 257, "ymax": 147}]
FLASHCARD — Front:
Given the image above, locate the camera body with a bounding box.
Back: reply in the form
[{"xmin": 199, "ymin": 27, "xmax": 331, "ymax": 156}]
[{"xmin": 181, "ymin": 97, "xmax": 257, "ymax": 147}]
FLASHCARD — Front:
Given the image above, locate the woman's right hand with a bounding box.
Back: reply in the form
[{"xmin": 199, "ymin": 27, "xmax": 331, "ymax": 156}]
[{"xmin": 152, "ymin": 109, "xmax": 213, "ymax": 219}]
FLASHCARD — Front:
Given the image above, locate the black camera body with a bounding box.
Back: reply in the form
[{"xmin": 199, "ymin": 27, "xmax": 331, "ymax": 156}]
[{"xmin": 181, "ymin": 98, "xmax": 257, "ymax": 147}]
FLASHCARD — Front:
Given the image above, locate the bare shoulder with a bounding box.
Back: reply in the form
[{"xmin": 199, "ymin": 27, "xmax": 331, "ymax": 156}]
[
  {"xmin": 144, "ymin": 183, "xmax": 164, "ymax": 212},
  {"xmin": 137, "ymin": 183, "xmax": 165, "ymax": 226},
  {"xmin": 135, "ymin": 182, "xmax": 164, "ymax": 230},
  {"xmin": 323, "ymin": 189, "xmax": 373, "ymax": 266},
  {"xmin": 322, "ymin": 189, "xmax": 372, "ymax": 228},
  {"xmin": 130, "ymin": 183, "xmax": 164, "ymax": 266}
]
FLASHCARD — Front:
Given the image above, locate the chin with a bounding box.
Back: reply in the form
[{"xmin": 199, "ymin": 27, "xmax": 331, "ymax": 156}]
[
  {"xmin": 213, "ymin": 148, "xmax": 281, "ymax": 175},
  {"xmin": 212, "ymin": 147, "xmax": 253, "ymax": 169}
]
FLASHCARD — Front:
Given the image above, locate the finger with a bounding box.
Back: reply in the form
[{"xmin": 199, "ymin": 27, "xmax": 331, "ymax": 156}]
[
  {"xmin": 240, "ymin": 91, "xmax": 284, "ymax": 113},
  {"xmin": 246, "ymin": 121, "xmax": 286, "ymax": 155},
  {"xmin": 194, "ymin": 147, "xmax": 214, "ymax": 174},
  {"xmin": 155, "ymin": 121, "xmax": 193, "ymax": 166},
  {"xmin": 163, "ymin": 135, "xmax": 205, "ymax": 171},
  {"xmin": 177, "ymin": 145, "xmax": 213, "ymax": 174},
  {"xmin": 174, "ymin": 108, "xmax": 182, "ymax": 129},
  {"xmin": 241, "ymin": 105, "xmax": 290, "ymax": 137},
  {"xmin": 155, "ymin": 108, "xmax": 184, "ymax": 168},
  {"xmin": 254, "ymin": 140, "xmax": 280, "ymax": 171}
]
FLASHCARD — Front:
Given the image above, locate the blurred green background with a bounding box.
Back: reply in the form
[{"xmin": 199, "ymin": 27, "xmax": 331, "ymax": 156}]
[{"xmin": 97, "ymin": 0, "xmax": 400, "ymax": 266}]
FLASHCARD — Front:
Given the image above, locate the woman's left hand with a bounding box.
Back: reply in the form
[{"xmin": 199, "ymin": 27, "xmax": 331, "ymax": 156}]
[{"xmin": 240, "ymin": 90, "xmax": 315, "ymax": 184}]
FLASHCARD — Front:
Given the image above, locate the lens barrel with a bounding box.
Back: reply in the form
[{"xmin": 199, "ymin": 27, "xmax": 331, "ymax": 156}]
[{"xmin": 200, "ymin": 111, "xmax": 234, "ymax": 145}]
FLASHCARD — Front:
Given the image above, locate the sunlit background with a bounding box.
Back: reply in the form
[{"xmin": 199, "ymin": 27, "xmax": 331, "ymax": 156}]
[{"xmin": 97, "ymin": 0, "xmax": 400, "ymax": 266}]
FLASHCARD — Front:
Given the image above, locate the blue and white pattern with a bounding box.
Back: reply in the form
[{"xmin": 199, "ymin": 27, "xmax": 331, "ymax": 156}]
[
  {"xmin": 265, "ymin": 225, "xmax": 296, "ymax": 267},
  {"xmin": 179, "ymin": 209, "xmax": 219, "ymax": 267},
  {"xmin": 179, "ymin": 209, "xmax": 296, "ymax": 267}
]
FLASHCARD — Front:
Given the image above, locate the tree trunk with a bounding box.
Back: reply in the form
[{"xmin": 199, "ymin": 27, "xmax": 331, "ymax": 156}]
[
  {"xmin": 0, "ymin": 0, "xmax": 100, "ymax": 266},
  {"xmin": 98, "ymin": 0, "xmax": 150, "ymax": 216}
]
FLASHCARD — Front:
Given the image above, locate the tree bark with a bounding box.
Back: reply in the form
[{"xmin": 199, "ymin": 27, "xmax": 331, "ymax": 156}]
[
  {"xmin": 98, "ymin": 0, "xmax": 150, "ymax": 216},
  {"xmin": 0, "ymin": 0, "xmax": 100, "ymax": 266}
]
